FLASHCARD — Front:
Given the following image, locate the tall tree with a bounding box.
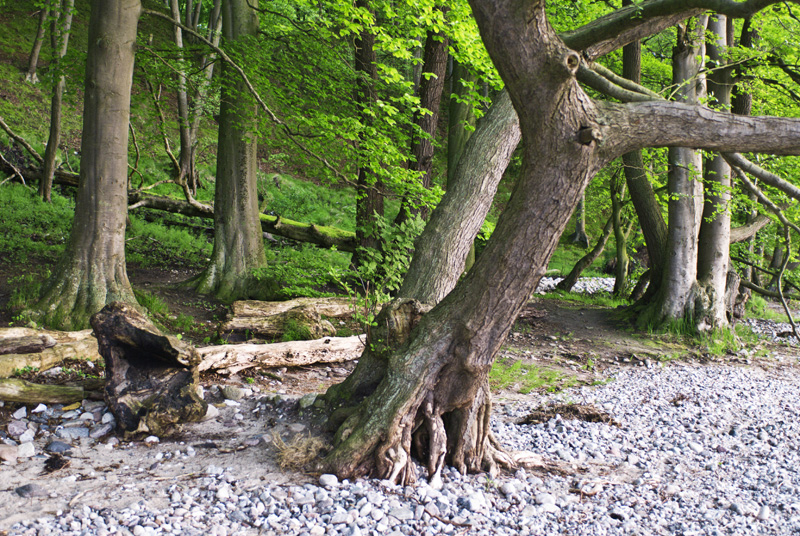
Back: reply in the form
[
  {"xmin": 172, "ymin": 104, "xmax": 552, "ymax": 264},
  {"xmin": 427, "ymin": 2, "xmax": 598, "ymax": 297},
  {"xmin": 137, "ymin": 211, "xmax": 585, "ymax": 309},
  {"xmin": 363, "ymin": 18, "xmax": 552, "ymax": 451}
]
[
  {"xmin": 191, "ymin": 0, "xmax": 268, "ymax": 302},
  {"xmin": 31, "ymin": 0, "xmax": 141, "ymax": 329},
  {"xmin": 321, "ymin": 0, "xmax": 800, "ymax": 483},
  {"xmin": 24, "ymin": 3, "xmax": 50, "ymax": 84}
]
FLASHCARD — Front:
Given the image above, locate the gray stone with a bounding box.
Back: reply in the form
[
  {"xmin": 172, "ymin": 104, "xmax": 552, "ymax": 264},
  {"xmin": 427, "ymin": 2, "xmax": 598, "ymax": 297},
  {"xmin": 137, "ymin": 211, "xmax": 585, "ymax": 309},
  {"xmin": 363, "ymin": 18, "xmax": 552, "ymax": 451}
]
[
  {"xmin": 15, "ymin": 483, "xmax": 47, "ymax": 498},
  {"xmin": 31, "ymin": 404, "xmax": 47, "ymax": 414},
  {"xmin": 203, "ymin": 404, "xmax": 220, "ymax": 421},
  {"xmin": 45, "ymin": 440, "xmax": 72, "ymax": 454},
  {"xmin": 388, "ymin": 507, "xmax": 414, "ymax": 521},
  {"xmin": 299, "ymin": 393, "xmax": 317, "ymax": 409},
  {"xmin": 89, "ymin": 423, "xmax": 114, "ymax": 439},
  {"xmin": 12, "ymin": 406, "xmax": 26, "ymax": 420},
  {"xmin": 457, "ymin": 492, "xmax": 487, "ymax": 512},
  {"xmin": 319, "ymin": 474, "xmax": 339, "ymax": 487},
  {"xmin": 17, "ymin": 442, "xmax": 35, "ymax": 458},
  {"xmin": 221, "ymin": 385, "xmax": 244, "ymax": 401},
  {"xmin": 7, "ymin": 420, "xmax": 27, "ymax": 437},
  {"xmin": 288, "ymin": 423, "xmax": 306, "ymax": 433},
  {"xmin": 757, "ymin": 505, "xmax": 771, "ymax": 520},
  {"xmin": 56, "ymin": 427, "xmax": 89, "ymax": 440},
  {"xmin": 535, "ymin": 492, "xmax": 556, "ymax": 506},
  {"xmin": 18, "ymin": 429, "xmax": 35, "ymax": 443},
  {"xmin": 688, "ymin": 442, "xmax": 704, "ymax": 454}
]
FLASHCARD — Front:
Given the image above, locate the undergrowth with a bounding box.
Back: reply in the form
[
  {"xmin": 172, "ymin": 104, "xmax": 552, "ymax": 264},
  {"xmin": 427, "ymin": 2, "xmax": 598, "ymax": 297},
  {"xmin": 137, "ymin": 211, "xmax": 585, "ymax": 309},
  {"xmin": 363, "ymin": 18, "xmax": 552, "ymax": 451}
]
[{"xmin": 489, "ymin": 358, "xmax": 575, "ymax": 394}]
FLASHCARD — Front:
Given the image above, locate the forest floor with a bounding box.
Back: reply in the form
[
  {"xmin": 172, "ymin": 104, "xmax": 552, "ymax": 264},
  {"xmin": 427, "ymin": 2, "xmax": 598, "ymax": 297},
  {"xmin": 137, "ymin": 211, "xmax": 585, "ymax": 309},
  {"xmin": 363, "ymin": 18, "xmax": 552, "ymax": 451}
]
[{"xmin": 1, "ymin": 262, "xmax": 799, "ymax": 530}]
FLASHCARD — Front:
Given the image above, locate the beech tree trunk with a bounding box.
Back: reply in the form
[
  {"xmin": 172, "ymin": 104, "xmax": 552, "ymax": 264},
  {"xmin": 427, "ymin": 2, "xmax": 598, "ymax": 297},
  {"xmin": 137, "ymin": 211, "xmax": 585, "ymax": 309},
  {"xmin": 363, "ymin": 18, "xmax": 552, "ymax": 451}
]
[
  {"xmin": 611, "ymin": 177, "xmax": 630, "ymax": 296},
  {"xmin": 30, "ymin": 0, "xmax": 141, "ymax": 330},
  {"xmin": 39, "ymin": 0, "xmax": 75, "ymax": 202},
  {"xmin": 696, "ymin": 15, "xmax": 733, "ymax": 330},
  {"xmin": 557, "ymin": 216, "xmax": 614, "ymax": 292},
  {"xmin": 192, "ymin": 0, "xmax": 268, "ymax": 302},
  {"xmin": 642, "ymin": 17, "xmax": 707, "ymax": 327}
]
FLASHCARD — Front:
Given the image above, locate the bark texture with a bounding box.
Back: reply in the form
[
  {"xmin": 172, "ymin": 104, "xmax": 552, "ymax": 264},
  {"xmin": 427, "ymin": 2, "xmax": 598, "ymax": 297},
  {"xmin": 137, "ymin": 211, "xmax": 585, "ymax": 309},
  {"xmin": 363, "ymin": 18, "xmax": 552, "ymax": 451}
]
[
  {"xmin": 192, "ymin": 0, "xmax": 268, "ymax": 302},
  {"xmin": 219, "ymin": 298, "xmax": 354, "ymax": 340},
  {"xmin": 92, "ymin": 302, "xmax": 207, "ymax": 437},
  {"xmin": 0, "ymin": 328, "xmax": 98, "ymax": 378},
  {"xmin": 31, "ymin": 0, "xmax": 141, "ymax": 330}
]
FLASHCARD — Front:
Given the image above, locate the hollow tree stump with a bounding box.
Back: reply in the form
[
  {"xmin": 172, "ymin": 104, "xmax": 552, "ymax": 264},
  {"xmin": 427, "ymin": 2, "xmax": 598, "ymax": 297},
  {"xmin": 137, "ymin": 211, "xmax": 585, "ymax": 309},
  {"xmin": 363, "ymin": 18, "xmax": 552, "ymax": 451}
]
[{"xmin": 90, "ymin": 302, "xmax": 207, "ymax": 437}]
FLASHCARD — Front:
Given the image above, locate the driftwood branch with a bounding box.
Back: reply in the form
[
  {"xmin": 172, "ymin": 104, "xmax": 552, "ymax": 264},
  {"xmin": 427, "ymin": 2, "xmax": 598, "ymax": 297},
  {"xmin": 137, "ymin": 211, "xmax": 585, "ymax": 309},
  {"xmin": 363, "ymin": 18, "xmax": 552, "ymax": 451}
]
[
  {"xmin": 0, "ymin": 378, "xmax": 103, "ymax": 404},
  {"xmin": 197, "ymin": 335, "xmax": 364, "ymax": 375},
  {"xmin": 0, "ymin": 328, "xmax": 99, "ymax": 379}
]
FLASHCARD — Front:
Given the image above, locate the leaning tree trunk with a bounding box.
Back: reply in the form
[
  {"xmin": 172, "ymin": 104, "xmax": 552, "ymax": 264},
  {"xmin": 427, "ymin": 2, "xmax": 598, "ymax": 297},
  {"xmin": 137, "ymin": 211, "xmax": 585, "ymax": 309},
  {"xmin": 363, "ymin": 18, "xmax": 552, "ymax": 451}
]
[
  {"xmin": 192, "ymin": 0, "xmax": 268, "ymax": 302},
  {"xmin": 642, "ymin": 17, "xmax": 707, "ymax": 328},
  {"xmin": 39, "ymin": 0, "xmax": 75, "ymax": 202},
  {"xmin": 24, "ymin": 5, "xmax": 49, "ymax": 84},
  {"xmin": 696, "ymin": 15, "xmax": 733, "ymax": 330},
  {"xmin": 351, "ymin": 0, "xmax": 384, "ymax": 269},
  {"xmin": 30, "ymin": 0, "xmax": 141, "ymax": 330},
  {"xmin": 556, "ymin": 216, "xmax": 613, "ymax": 292},
  {"xmin": 321, "ymin": 3, "xmax": 605, "ymax": 484},
  {"xmin": 611, "ymin": 176, "xmax": 630, "ymax": 296}
]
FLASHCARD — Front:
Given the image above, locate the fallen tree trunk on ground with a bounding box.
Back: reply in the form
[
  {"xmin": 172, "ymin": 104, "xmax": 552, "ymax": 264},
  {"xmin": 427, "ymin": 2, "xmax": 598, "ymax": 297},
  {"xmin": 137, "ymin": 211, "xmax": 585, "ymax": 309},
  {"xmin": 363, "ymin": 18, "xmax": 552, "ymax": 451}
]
[
  {"xmin": 0, "ymin": 378, "xmax": 103, "ymax": 404},
  {"xmin": 91, "ymin": 302, "xmax": 207, "ymax": 437},
  {"xmin": 128, "ymin": 191, "xmax": 357, "ymax": 251},
  {"xmin": 0, "ymin": 328, "xmax": 99, "ymax": 378},
  {"xmin": 220, "ymin": 298, "xmax": 355, "ymax": 340},
  {"xmin": 197, "ymin": 335, "xmax": 364, "ymax": 375}
]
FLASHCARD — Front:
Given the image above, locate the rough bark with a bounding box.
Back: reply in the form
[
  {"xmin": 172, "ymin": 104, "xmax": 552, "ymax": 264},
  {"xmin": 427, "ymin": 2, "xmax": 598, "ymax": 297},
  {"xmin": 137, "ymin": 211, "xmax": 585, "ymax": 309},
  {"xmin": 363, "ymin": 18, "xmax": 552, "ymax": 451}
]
[
  {"xmin": 29, "ymin": 0, "xmax": 141, "ymax": 330},
  {"xmin": 191, "ymin": 0, "xmax": 268, "ymax": 302},
  {"xmin": 611, "ymin": 177, "xmax": 630, "ymax": 296},
  {"xmin": 197, "ymin": 336, "xmax": 364, "ymax": 375},
  {"xmin": 399, "ymin": 91, "xmax": 520, "ymax": 304},
  {"xmin": 39, "ymin": 0, "xmax": 75, "ymax": 202},
  {"xmin": 219, "ymin": 298, "xmax": 354, "ymax": 340},
  {"xmin": 91, "ymin": 302, "xmax": 207, "ymax": 437},
  {"xmin": 556, "ymin": 216, "xmax": 614, "ymax": 292},
  {"xmin": 24, "ymin": 5, "xmax": 49, "ymax": 84},
  {"xmin": 696, "ymin": 15, "xmax": 733, "ymax": 330},
  {"xmin": 352, "ymin": 0, "xmax": 384, "ymax": 268},
  {"xmin": 447, "ymin": 60, "xmax": 477, "ymax": 186}
]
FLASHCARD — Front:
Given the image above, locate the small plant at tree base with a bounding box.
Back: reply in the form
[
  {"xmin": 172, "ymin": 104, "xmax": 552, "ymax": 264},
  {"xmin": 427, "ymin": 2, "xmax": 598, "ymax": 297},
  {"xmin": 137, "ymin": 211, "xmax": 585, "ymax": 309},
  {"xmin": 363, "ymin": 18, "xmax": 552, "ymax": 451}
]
[{"xmin": 12, "ymin": 366, "xmax": 39, "ymax": 377}]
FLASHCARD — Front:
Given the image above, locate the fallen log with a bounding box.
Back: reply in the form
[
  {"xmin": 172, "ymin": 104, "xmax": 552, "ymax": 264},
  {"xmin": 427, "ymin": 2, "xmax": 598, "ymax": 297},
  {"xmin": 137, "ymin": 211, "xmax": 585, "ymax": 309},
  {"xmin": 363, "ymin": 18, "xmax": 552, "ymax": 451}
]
[
  {"xmin": 220, "ymin": 298, "xmax": 355, "ymax": 340},
  {"xmin": 0, "ymin": 329, "xmax": 100, "ymax": 378},
  {"xmin": 0, "ymin": 378, "xmax": 103, "ymax": 404},
  {"xmin": 91, "ymin": 302, "xmax": 207, "ymax": 437},
  {"xmin": 197, "ymin": 335, "xmax": 364, "ymax": 375},
  {"xmin": 0, "ymin": 333, "xmax": 56, "ymax": 356}
]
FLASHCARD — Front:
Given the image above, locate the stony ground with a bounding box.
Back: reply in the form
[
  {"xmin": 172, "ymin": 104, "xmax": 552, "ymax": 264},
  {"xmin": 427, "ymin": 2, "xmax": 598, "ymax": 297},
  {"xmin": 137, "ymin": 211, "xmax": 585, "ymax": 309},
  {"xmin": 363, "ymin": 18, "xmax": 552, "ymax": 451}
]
[{"xmin": 2, "ymin": 276, "xmax": 800, "ymax": 535}]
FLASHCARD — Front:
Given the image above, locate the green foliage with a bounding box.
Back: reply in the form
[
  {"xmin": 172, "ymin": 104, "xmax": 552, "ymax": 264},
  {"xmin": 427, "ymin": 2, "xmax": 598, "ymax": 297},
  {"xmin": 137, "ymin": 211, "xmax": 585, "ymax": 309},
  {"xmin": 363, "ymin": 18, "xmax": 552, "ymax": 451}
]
[
  {"xmin": 280, "ymin": 318, "xmax": 314, "ymax": 342},
  {"xmin": 489, "ymin": 359, "xmax": 574, "ymax": 394},
  {"xmin": 134, "ymin": 289, "xmax": 170, "ymax": 317},
  {"xmin": 125, "ymin": 213, "xmax": 212, "ymax": 269},
  {"xmin": 542, "ymin": 289, "xmax": 630, "ymax": 309},
  {"xmin": 254, "ymin": 244, "xmax": 351, "ymax": 299},
  {"xmin": 12, "ymin": 365, "xmax": 39, "ymax": 377},
  {"xmin": 257, "ymin": 173, "xmax": 355, "ymax": 230},
  {"xmin": 0, "ymin": 183, "xmax": 73, "ymax": 262}
]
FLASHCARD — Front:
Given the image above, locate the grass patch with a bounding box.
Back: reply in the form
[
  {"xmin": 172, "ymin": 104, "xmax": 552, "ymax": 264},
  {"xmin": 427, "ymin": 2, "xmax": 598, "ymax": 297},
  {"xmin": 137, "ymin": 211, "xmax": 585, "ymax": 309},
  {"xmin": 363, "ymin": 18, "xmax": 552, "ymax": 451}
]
[
  {"xmin": 126, "ymin": 214, "xmax": 212, "ymax": 269},
  {"xmin": 255, "ymin": 244, "xmax": 351, "ymax": 299},
  {"xmin": 541, "ymin": 289, "xmax": 630, "ymax": 308},
  {"xmin": 746, "ymin": 295, "xmax": 789, "ymax": 323},
  {"xmin": 134, "ymin": 289, "xmax": 169, "ymax": 317},
  {"xmin": 489, "ymin": 358, "xmax": 575, "ymax": 394}
]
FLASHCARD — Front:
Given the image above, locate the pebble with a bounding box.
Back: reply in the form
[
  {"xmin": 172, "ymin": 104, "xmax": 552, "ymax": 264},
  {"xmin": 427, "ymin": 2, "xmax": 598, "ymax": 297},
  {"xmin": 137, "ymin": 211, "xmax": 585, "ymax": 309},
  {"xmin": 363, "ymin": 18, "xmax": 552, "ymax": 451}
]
[
  {"xmin": 12, "ymin": 406, "xmax": 26, "ymax": 420},
  {"xmin": 45, "ymin": 440, "xmax": 72, "ymax": 454},
  {"xmin": 15, "ymin": 483, "xmax": 47, "ymax": 498},
  {"xmin": 221, "ymin": 385, "xmax": 244, "ymax": 401},
  {"xmin": 17, "ymin": 442, "xmax": 35, "ymax": 458},
  {"xmin": 319, "ymin": 474, "xmax": 339, "ymax": 487}
]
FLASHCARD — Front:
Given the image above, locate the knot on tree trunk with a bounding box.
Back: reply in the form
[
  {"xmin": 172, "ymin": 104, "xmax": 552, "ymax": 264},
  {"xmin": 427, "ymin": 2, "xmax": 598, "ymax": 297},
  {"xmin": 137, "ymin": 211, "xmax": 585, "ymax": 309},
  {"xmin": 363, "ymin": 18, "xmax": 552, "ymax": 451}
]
[{"xmin": 91, "ymin": 302, "xmax": 207, "ymax": 437}]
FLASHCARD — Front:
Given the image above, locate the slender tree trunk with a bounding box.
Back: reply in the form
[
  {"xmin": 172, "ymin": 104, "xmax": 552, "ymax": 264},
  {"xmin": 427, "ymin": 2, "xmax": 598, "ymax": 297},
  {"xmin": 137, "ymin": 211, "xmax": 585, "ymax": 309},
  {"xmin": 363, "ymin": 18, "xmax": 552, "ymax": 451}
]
[
  {"xmin": 696, "ymin": 15, "xmax": 733, "ymax": 329},
  {"xmin": 352, "ymin": 0, "xmax": 384, "ymax": 269},
  {"xmin": 25, "ymin": 5, "xmax": 50, "ymax": 84},
  {"xmin": 39, "ymin": 0, "xmax": 75, "ymax": 202},
  {"xmin": 192, "ymin": 0, "xmax": 267, "ymax": 302},
  {"xmin": 396, "ymin": 9, "xmax": 449, "ymax": 223},
  {"xmin": 31, "ymin": 0, "xmax": 141, "ymax": 330},
  {"xmin": 568, "ymin": 194, "xmax": 590, "ymax": 247},
  {"xmin": 611, "ymin": 176, "xmax": 629, "ymax": 296},
  {"xmin": 620, "ymin": 12, "xmax": 667, "ymax": 300},
  {"xmin": 169, "ymin": 0, "xmax": 195, "ymax": 190},
  {"xmin": 644, "ymin": 17, "xmax": 707, "ymax": 327},
  {"xmin": 556, "ymin": 215, "xmax": 613, "ymax": 292}
]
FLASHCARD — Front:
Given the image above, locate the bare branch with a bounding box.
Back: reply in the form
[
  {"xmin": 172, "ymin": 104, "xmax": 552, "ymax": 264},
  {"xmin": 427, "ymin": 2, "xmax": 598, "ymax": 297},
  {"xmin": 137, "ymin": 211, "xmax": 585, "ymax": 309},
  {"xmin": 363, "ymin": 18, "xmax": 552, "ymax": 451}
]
[
  {"xmin": 0, "ymin": 115, "xmax": 43, "ymax": 164},
  {"xmin": 599, "ymin": 101, "xmax": 800, "ymax": 159},
  {"xmin": 562, "ymin": 0, "xmax": 789, "ymax": 60},
  {"xmin": 776, "ymin": 224, "xmax": 800, "ymax": 342},
  {"xmin": 578, "ymin": 64, "xmax": 661, "ymax": 102},
  {"xmin": 722, "ymin": 152, "xmax": 800, "ymax": 201}
]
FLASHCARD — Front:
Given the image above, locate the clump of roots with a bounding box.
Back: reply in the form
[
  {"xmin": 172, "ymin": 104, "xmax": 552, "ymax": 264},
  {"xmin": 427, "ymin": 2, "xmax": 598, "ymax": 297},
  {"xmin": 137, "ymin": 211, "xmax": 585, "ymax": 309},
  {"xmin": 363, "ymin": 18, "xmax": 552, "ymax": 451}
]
[{"xmin": 274, "ymin": 433, "xmax": 330, "ymax": 471}]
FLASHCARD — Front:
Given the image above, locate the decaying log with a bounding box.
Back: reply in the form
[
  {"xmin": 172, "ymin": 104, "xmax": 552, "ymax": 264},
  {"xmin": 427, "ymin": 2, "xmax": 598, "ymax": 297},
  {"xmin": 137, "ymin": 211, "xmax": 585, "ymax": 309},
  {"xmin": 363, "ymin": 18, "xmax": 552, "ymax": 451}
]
[
  {"xmin": 220, "ymin": 298, "xmax": 355, "ymax": 340},
  {"xmin": 91, "ymin": 302, "xmax": 207, "ymax": 437},
  {"xmin": 197, "ymin": 335, "xmax": 365, "ymax": 375},
  {"xmin": 0, "ymin": 333, "xmax": 56, "ymax": 356},
  {"xmin": 0, "ymin": 378, "xmax": 103, "ymax": 404},
  {"xmin": 0, "ymin": 328, "xmax": 100, "ymax": 378}
]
